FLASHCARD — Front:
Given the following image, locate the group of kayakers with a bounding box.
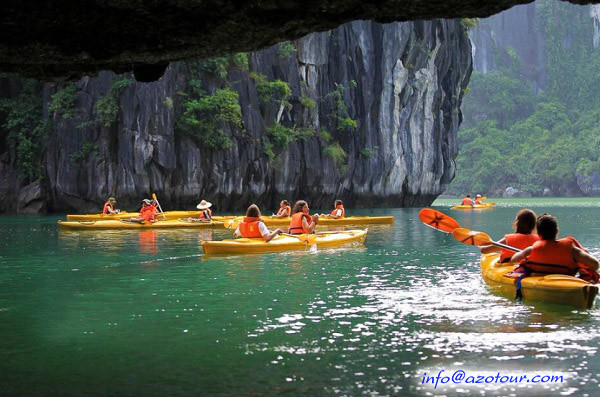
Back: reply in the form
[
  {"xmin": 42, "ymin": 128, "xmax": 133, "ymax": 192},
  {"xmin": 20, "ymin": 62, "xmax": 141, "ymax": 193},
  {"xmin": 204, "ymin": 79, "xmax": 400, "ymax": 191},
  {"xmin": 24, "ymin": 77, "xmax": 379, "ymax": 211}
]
[
  {"xmin": 234, "ymin": 199, "xmax": 345, "ymax": 240},
  {"xmin": 461, "ymin": 194, "xmax": 484, "ymax": 206},
  {"xmin": 480, "ymin": 209, "xmax": 599, "ymax": 282}
]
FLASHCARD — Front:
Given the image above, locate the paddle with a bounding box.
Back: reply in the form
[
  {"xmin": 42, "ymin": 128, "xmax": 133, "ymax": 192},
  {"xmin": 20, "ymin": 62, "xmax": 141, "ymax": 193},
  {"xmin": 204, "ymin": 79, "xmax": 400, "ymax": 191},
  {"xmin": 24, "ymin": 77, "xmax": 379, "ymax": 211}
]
[
  {"xmin": 418, "ymin": 208, "xmax": 460, "ymax": 233},
  {"xmin": 151, "ymin": 193, "xmax": 167, "ymax": 220},
  {"xmin": 451, "ymin": 228, "xmax": 520, "ymax": 252}
]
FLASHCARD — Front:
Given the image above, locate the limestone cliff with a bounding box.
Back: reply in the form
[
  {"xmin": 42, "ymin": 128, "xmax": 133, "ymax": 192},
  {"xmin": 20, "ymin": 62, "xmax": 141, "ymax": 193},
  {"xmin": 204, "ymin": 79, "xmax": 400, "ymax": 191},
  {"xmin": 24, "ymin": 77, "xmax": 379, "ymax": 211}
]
[{"xmin": 0, "ymin": 19, "xmax": 472, "ymax": 213}]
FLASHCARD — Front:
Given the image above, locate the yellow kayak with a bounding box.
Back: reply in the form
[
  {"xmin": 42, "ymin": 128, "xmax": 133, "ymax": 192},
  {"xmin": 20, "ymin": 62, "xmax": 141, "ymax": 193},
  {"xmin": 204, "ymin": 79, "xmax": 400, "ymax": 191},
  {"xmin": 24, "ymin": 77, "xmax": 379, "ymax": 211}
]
[
  {"xmin": 202, "ymin": 229, "xmax": 368, "ymax": 255},
  {"xmin": 224, "ymin": 216, "xmax": 394, "ymax": 229},
  {"xmin": 58, "ymin": 219, "xmax": 224, "ymax": 230},
  {"xmin": 66, "ymin": 212, "xmax": 233, "ymax": 221},
  {"xmin": 480, "ymin": 253, "xmax": 598, "ymax": 309},
  {"xmin": 451, "ymin": 203, "xmax": 496, "ymax": 210}
]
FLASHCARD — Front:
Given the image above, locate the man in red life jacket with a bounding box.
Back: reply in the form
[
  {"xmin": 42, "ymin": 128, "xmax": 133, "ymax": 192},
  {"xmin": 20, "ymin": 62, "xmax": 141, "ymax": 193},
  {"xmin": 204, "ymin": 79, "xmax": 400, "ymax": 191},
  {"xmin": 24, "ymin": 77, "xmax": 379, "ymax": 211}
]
[
  {"xmin": 461, "ymin": 195, "xmax": 473, "ymax": 206},
  {"xmin": 234, "ymin": 204, "xmax": 283, "ymax": 242},
  {"xmin": 129, "ymin": 199, "xmax": 158, "ymax": 224},
  {"xmin": 272, "ymin": 200, "xmax": 291, "ymax": 218},
  {"xmin": 474, "ymin": 194, "xmax": 483, "ymax": 205},
  {"xmin": 509, "ymin": 213, "xmax": 599, "ymax": 282}
]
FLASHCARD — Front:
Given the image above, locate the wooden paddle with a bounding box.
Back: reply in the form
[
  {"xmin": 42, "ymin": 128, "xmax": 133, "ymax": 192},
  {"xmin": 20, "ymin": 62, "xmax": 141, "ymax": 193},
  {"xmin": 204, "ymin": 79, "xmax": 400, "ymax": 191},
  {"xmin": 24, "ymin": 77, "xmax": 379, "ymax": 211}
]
[
  {"xmin": 451, "ymin": 228, "xmax": 520, "ymax": 252},
  {"xmin": 151, "ymin": 193, "xmax": 167, "ymax": 220},
  {"xmin": 418, "ymin": 208, "xmax": 460, "ymax": 233}
]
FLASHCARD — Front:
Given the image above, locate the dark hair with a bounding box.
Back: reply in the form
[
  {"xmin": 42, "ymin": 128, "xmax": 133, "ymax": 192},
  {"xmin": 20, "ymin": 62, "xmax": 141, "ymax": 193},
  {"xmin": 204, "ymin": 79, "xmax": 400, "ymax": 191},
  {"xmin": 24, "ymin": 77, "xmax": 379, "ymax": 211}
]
[
  {"xmin": 246, "ymin": 204, "xmax": 261, "ymax": 218},
  {"xmin": 281, "ymin": 200, "xmax": 289, "ymax": 206},
  {"xmin": 334, "ymin": 199, "xmax": 343, "ymax": 206},
  {"xmin": 537, "ymin": 213, "xmax": 558, "ymax": 240},
  {"xmin": 513, "ymin": 209, "xmax": 537, "ymax": 234},
  {"xmin": 466, "ymin": 194, "xmax": 470, "ymax": 198},
  {"xmin": 292, "ymin": 200, "xmax": 308, "ymax": 214}
]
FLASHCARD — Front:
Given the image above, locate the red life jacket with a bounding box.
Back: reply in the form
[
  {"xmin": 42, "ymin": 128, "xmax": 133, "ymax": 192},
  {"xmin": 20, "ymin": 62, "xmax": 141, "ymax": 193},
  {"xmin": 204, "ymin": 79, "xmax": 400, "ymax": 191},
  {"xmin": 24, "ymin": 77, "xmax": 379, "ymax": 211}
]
[
  {"xmin": 289, "ymin": 212, "xmax": 311, "ymax": 235},
  {"xmin": 524, "ymin": 238, "xmax": 578, "ymax": 275},
  {"xmin": 474, "ymin": 199, "xmax": 482, "ymax": 205},
  {"xmin": 140, "ymin": 206, "xmax": 156, "ymax": 222},
  {"xmin": 238, "ymin": 217, "xmax": 263, "ymax": 238},
  {"xmin": 200, "ymin": 208, "xmax": 212, "ymax": 219},
  {"xmin": 461, "ymin": 198, "xmax": 472, "ymax": 205},
  {"xmin": 102, "ymin": 202, "xmax": 114, "ymax": 214},
  {"xmin": 277, "ymin": 205, "xmax": 291, "ymax": 217},
  {"xmin": 330, "ymin": 205, "xmax": 345, "ymax": 218},
  {"xmin": 500, "ymin": 233, "xmax": 540, "ymax": 263}
]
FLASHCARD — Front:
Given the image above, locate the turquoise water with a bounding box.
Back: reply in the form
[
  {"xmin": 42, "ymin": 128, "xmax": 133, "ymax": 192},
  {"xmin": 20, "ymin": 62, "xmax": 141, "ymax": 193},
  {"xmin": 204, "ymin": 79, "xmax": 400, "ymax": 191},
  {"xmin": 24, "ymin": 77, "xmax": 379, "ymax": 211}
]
[{"xmin": 1, "ymin": 201, "xmax": 599, "ymax": 395}]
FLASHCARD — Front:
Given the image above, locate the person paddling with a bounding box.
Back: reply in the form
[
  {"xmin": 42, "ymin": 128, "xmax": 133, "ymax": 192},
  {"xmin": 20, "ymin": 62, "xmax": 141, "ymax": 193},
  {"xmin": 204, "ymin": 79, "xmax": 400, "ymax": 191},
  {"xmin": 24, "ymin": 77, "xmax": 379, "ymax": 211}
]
[
  {"xmin": 461, "ymin": 194, "xmax": 473, "ymax": 207},
  {"xmin": 189, "ymin": 200, "xmax": 212, "ymax": 222},
  {"xmin": 129, "ymin": 199, "xmax": 158, "ymax": 224},
  {"xmin": 321, "ymin": 199, "xmax": 345, "ymax": 219},
  {"xmin": 289, "ymin": 200, "xmax": 319, "ymax": 234},
  {"xmin": 234, "ymin": 204, "xmax": 283, "ymax": 242},
  {"xmin": 272, "ymin": 200, "xmax": 291, "ymax": 218},
  {"xmin": 102, "ymin": 197, "xmax": 119, "ymax": 215},
  {"xmin": 508, "ymin": 213, "xmax": 599, "ymax": 281},
  {"xmin": 474, "ymin": 194, "xmax": 483, "ymax": 205},
  {"xmin": 479, "ymin": 209, "xmax": 539, "ymax": 263}
]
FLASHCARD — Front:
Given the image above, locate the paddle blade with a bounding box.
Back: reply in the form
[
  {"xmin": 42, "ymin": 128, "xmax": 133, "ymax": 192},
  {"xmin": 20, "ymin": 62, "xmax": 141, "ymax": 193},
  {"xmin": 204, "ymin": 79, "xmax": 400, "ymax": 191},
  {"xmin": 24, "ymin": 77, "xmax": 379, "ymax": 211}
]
[
  {"xmin": 452, "ymin": 228, "xmax": 493, "ymax": 246},
  {"xmin": 224, "ymin": 219, "xmax": 240, "ymax": 230},
  {"xmin": 419, "ymin": 209, "xmax": 460, "ymax": 233},
  {"xmin": 152, "ymin": 193, "xmax": 157, "ymax": 201}
]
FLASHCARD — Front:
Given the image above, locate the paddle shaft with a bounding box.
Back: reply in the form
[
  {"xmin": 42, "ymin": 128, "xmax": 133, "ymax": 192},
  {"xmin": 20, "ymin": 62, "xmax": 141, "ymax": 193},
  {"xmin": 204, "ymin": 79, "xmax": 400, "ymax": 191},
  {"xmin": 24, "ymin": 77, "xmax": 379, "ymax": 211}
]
[
  {"xmin": 491, "ymin": 241, "xmax": 521, "ymax": 252},
  {"xmin": 152, "ymin": 193, "xmax": 166, "ymax": 220}
]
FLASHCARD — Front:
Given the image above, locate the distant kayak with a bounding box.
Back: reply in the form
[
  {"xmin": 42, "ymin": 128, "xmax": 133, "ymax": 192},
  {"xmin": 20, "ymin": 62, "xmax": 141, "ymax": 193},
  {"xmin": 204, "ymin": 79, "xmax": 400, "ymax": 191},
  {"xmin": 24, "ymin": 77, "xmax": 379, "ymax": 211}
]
[
  {"xmin": 66, "ymin": 212, "xmax": 233, "ymax": 222},
  {"xmin": 224, "ymin": 216, "xmax": 394, "ymax": 229},
  {"xmin": 481, "ymin": 253, "xmax": 598, "ymax": 309},
  {"xmin": 202, "ymin": 229, "xmax": 368, "ymax": 255},
  {"xmin": 450, "ymin": 203, "xmax": 496, "ymax": 210},
  {"xmin": 58, "ymin": 219, "xmax": 224, "ymax": 230}
]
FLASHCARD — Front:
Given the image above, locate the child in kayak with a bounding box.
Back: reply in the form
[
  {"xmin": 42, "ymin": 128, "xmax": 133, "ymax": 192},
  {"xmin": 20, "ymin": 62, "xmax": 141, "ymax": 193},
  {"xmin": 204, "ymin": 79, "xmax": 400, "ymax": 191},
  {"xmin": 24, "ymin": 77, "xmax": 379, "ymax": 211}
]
[
  {"xmin": 129, "ymin": 199, "xmax": 158, "ymax": 224},
  {"xmin": 272, "ymin": 200, "xmax": 291, "ymax": 218},
  {"xmin": 320, "ymin": 199, "xmax": 345, "ymax": 219},
  {"xmin": 234, "ymin": 204, "xmax": 283, "ymax": 242},
  {"xmin": 102, "ymin": 197, "xmax": 119, "ymax": 214},
  {"xmin": 289, "ymin": 200, "xmax": 319, "ymax": 234},
  {"xmin": 508, "ymin": 213, "xmax": 600, "ymax": 281},
  {"xmin": 480, "ymin": 209, "xmax": 539, "ymax": 263}
]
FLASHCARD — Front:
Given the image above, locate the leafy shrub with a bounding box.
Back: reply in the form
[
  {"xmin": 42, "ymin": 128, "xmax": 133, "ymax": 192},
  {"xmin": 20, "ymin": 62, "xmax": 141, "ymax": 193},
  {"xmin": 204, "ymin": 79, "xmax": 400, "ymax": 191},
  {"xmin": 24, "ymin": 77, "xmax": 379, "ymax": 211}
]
[
  {"xmin": 319, "ymin": 130, "xmax": 332, "ymax": 142},
  {"xmin": 300, "ymin": 96, "xmax": 316, "ymax": 110},
  {"xmin": 164, "ymin": 97, "xmax": 173, "ymax": 109},
  {"xmin": 323, "ymin": 143, "xmax": 348, "ymax": 172},
  {"xmin": 460, "ymin": 18, "xmax": 479, "ymax": 31},
  {"xmin": 49, "ymin": 83, "xmax": 77, "ymax": 119},
  {"xmin": 360, "ymin": 146, "xmax": 378, "ymax": 159},
  {"xmin": 176, "ymin": 87, "xmax": 243, "ymax": 150},
  {"xmin": 338, "ymin": 117, "xmax": 357, "ymax": 131},
  {"xmin": 278, "ymin": 42, "xmax": 296, "ymax": 59},
  {"xmin": 250, "ymin": 73, "xmax": 292, "ymax": 104},
  {"xmin": 96, "ymin": 78, "xmax": 134, "ymax": 127},
  {"xmin": 231, "ymin": 53, "xmax": 249, "ymax": 70},
  {"xmin": 70, "ymin": 141, "xmax": 99, "ymax": 163}
]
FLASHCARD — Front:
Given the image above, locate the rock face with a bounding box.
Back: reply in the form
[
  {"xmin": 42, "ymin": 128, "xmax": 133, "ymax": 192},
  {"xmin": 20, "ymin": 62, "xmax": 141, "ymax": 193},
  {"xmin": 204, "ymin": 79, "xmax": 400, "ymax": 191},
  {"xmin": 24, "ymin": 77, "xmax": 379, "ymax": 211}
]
[
  {"xmin": 0, "ymin": 0, "xmax": 591, "ymax": 81},
  {"xmin": 0, "ymin": 19, "xmax": 472, "ymax": 213}
]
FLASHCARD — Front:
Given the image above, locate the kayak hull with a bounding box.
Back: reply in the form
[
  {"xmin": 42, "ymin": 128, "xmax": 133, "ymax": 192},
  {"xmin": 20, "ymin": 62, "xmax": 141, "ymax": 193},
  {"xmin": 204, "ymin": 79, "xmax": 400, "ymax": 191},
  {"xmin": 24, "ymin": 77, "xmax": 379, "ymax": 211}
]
[
  {"xmin": 66, "ymin": 212, "xmax": 233, "ymax": 222},
  {"xmin": 480, "ymin": 253, "xmax": 598, "ymax": 309},
  {"xmin": 58, "ymin": 220, "xmax": 224, "ymax": 230},
  {"xmin": 202, "ymin": 229, "xmax": 368, "ymax": 255},
  {"xmin": 451, "ymin": 203, "xmax": 496, "ymax": 210}
]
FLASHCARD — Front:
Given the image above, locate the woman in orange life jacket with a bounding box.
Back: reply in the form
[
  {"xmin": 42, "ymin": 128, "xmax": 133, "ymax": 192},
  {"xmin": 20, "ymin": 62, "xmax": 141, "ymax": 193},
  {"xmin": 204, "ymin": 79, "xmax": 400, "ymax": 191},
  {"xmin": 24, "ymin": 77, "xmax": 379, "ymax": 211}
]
[
  {"xmin": 102, "ymin": 197, "xmax": 119, "ymax": 215},
  {"xmin": 479, "ymin": 209, "xmax": 540, "ymax": 263},
  {"xmin": 321, "ymin": 199, "xmax": 345, "ymax": 219},
  {"xmin": 289, "ymin": 200, "xmax": 319, "ymax": 234},
  {"xmin": 509, "ymin": 213, "xmax": 599, "ymax": 281},
  {"xmin": 188, "ymin": 200, "xmax": 212, "ymax": 222},
  {"xmin": 272, "ymin": 200, "xmax": 291, "ymax": 218},
  {"xmin": 234, "ymin": 204, "xmax": 283, "ymax": 242},
  {"xmin": 474, "ymin": 194, "xmax": 483, "ymax": 205},
  {"xmin": 461, "ymin": 194, "xmax": 473, "ymax": 206},
  {"xmin": 129, "ymin": 199, "xmax": 158, "ymax": 224}
]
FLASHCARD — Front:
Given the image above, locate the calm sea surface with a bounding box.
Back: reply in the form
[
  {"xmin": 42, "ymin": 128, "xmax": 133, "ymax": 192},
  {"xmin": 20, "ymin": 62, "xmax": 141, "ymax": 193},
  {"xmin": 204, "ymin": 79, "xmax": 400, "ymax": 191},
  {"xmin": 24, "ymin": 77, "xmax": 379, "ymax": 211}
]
[{"xmin": 1, "ymin": 199, "xmax": 599, "ymax": 395}]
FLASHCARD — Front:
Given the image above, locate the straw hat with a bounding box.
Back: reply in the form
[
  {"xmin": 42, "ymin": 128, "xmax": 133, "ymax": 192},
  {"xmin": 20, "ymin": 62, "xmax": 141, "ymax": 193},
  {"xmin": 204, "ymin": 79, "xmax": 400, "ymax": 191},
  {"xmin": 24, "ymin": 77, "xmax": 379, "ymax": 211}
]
[
  {"xmin": 196, "ymin": 200, "xmax": 212, "ymax": 210},
  {"xmin": 142, "ymin": 199, "xmax": 152, "ymax": 205},
  {"xmin": 107, "ymin": 197, "xmax": 116, "ymax": 203}
]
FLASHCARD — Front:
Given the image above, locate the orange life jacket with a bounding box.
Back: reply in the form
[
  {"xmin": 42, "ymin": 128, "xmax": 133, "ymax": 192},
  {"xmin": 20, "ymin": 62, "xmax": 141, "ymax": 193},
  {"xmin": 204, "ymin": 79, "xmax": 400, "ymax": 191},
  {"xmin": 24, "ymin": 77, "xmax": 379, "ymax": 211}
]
[
  {"xmin": 277, "ymin": 205, "xmax": 291, "ymax": 217},
  {"xmin": 461, "ymin": 198, "xmax": 472, "ymax": 205},
  {"xmin": 140, "ymin": 206, "xmax": 156, "ymax": 222},
  {"xmin": 474, "ymin": 199, "xmax": 482, "ymax": 205},
  {"xmin": 330, "ymin": 205, "xmax": 345, "ymax": 218},
  {"xmin": 200, "ymin": 208, "xmax": 212, "ymax": 219},
  {"xmin": 524, "ymin": 238, "xmax": 578, "ymax": 275},
  {"xmin": 238, "ymin": 217, "xmax": 263, "ymax": 238},
  {"xmin": 102, "ymin": 202, "xmax": 114, "ymax": 214},
  {"xmin": 500, "ymin": 233, "xmax": 540, "ymax": 263},
  {"xmin": 289, "ymin": 212, "xmax": 311, "ymax": 235}
]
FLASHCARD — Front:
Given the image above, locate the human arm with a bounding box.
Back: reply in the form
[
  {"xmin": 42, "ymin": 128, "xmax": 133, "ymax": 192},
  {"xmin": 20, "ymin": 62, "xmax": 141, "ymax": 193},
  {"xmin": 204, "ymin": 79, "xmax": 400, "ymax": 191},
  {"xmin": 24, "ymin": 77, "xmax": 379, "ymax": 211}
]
[
  {"xmin": 330, "ymin": 209, "xmax": 343, "ymax": 219},
  {"xmin": 509, "ymin": 246, "xmax": 532, "ymax": 263},
  {"xmin": 573, "ymin": 247, "xmax": 600, "ymax": 272},
  {"xmin": 302, "ymin": 215, "xmax": 319, "ymax": 233},
  {"xmin": 479, "ymin": 238, "xmax": 506, "ymax": 254}
]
